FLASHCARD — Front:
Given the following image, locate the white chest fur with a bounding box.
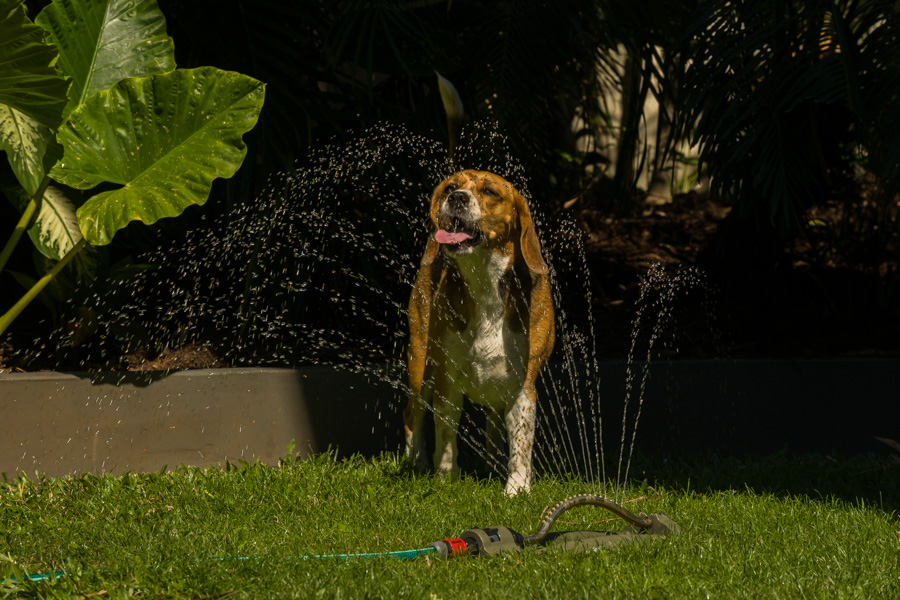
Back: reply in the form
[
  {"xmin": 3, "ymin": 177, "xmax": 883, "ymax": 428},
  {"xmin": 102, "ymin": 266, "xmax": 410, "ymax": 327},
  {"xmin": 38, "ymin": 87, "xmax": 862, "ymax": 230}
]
[{"xmin": 440, "ymin": 248, "xmax": 526, "ymax": 409}]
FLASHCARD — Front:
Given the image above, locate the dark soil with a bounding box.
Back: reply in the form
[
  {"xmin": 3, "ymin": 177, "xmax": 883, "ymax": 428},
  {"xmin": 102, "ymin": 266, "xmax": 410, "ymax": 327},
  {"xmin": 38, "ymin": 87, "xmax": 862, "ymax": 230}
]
[
  {"xmin": 2, "ymin": 187, "xmax": 898, "ymax": 373},
  {"xmin": 122, "ymin": 344, "xmax": 226, "ymax": 371}
]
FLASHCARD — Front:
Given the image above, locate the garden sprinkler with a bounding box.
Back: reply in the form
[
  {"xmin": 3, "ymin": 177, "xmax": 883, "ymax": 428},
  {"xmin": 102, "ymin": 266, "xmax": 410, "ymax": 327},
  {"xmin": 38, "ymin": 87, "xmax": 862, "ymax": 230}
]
[{"xmin": 430, "ymin": 494, "xmax": 680, "ymax": 558}]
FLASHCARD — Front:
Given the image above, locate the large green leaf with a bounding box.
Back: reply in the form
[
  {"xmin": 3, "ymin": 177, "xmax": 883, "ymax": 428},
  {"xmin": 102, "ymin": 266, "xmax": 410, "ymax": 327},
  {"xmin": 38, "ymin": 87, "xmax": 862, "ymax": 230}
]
[
  {"xmin": 52, "ymin": 67, "xmax": 265, "ymax": 246},
  {"xmin": 36, "ymin": 0, "xmax": 175, "ymax": 118},
  {"xmin": 29, "ymin": 185, "xmax": 89, "ymax": 268},
  {"xmin": 2, "ymin": 182, "xmax": 97, "ymax": 279},
  {"xmin": 0, "ymin": 0, "xmax": 69, "ymax": 128},
  {"xmin": 0, "ymin": 103, "xmax": 55, "ymax": 195}
]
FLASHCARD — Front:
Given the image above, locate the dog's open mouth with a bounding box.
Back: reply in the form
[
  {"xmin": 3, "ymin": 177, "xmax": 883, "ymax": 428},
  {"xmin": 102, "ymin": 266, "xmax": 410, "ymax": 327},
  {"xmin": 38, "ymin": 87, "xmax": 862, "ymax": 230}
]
[{"xmin": 435, "ymin": 218, "xmax": 482, "ymax": 249}]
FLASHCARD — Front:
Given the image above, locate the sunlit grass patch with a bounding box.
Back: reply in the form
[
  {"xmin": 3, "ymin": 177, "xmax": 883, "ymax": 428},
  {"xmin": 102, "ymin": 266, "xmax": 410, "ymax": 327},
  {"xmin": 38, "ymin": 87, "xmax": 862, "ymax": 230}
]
[{"xmin": 2, "ymin": 452, "xmax": 898, "ymax": 599}]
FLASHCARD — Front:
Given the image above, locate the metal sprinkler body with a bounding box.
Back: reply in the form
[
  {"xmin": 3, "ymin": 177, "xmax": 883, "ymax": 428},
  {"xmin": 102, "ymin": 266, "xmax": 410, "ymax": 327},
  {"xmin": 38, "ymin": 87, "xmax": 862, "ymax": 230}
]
[{"xmin": 430, "ymin": 495, "xmax": 681, "ymax": 558}]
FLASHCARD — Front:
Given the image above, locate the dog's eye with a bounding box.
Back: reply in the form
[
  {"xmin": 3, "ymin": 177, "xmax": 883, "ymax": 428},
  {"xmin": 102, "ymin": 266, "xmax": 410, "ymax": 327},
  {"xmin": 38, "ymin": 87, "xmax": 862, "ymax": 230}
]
[
  {"xmin": 444, "ymin": 183, "xmax": 458, "ymax": 195},
  {"xmin": 482, "ymin": 187, "xmax": 499, "ymax": 197}
]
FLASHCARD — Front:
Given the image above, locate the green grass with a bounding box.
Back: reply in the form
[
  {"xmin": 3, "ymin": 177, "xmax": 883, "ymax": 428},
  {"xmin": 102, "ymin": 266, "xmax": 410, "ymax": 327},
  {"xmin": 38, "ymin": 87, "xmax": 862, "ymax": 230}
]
[{"xmin": 2, "ymin": 452, "xmax": 898, "ymax": 599}]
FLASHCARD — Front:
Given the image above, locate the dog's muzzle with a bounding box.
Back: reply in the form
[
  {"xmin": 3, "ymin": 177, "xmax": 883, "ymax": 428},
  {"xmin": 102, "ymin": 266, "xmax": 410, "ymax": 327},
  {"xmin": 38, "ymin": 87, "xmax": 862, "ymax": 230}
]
[{"xmin": 435, "ymin": 192, "xmax": 483, "ymax": 249}]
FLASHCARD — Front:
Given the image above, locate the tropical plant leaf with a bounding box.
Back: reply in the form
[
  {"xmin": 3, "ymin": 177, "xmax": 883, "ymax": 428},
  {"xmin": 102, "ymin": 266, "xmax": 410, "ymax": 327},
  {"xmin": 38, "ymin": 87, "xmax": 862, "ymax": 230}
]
[
  {"xmin": 51, "ymin": 67, "xmax": 265, "ymax": 246},
  {"xmin": 30, "ymin": 186, "xmax": 88, "ymax": 266},
  {"xmin": 1, "ymin": 182, "xmax": 97, "ymax": 280},
  {"xmin": 36, "ymin": 0, "xmax": 176, "ymax": 118},
  {"xmin": 0, "ymin": 0, "xmax": 69, "ymax": 128},
  {"xmin": 0, "ymin": 102, "xmax": 62, "ymax": 195},
  {"xmin": 0, "ymin": 104, "xmax": 50, "ymax": 195}
]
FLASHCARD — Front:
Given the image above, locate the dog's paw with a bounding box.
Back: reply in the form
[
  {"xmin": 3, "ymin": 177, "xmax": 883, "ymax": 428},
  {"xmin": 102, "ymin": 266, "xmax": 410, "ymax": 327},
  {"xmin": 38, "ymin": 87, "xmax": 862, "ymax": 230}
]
[
  {"xmin": 435, "ymin": 464, "xmax": 460, "ymax": 482},
  {"xmin": 503, "ymin": 484, "xmax": 530, "ymax": 496},
  {"xmin": 409, "ymin": 458, "xmax": 429, "ymax": 474},
  {"xmin": 504, "ymin": 474, "xmax": 531, "ymax": 496},
  {"xmin": 402, "ymin": 448, "xmax": 429, "ymax": 473}
]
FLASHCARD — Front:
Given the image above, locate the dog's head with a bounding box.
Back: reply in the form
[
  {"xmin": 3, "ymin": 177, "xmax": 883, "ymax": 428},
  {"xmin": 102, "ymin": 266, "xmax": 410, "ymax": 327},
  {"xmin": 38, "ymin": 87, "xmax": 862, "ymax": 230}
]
[{"xmin": 428, "ymin": 170, "xmax": 547, "ymax": 274}]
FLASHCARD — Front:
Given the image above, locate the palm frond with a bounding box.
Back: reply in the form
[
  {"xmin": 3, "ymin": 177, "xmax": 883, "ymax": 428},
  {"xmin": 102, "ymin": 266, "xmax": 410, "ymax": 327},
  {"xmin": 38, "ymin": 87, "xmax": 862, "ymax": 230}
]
[{"xmin": 676, "ymin": 0, "xmax": 900, "ymax": 235}]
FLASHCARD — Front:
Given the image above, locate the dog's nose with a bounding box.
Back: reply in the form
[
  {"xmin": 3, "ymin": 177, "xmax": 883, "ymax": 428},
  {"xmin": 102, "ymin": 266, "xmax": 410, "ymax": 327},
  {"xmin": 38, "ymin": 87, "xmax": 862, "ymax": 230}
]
[{"xmin": 447, "ymin": 191, "xmax": 469, "ymax": 214}]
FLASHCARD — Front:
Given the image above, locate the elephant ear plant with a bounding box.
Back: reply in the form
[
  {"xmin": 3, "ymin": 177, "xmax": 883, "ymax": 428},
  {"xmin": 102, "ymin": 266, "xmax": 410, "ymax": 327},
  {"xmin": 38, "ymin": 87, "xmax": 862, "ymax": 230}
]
[{"xmin": 0, "ymin": 0, "xmax": 266, "ymax": 336}]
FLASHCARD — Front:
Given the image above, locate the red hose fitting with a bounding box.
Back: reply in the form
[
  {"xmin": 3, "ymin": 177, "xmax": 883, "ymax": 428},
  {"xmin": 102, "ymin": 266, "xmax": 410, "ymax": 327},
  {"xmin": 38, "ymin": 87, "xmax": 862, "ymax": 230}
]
[{"xmin": 430, "ymin": 537, "xmax": 469, "ymax": 558}]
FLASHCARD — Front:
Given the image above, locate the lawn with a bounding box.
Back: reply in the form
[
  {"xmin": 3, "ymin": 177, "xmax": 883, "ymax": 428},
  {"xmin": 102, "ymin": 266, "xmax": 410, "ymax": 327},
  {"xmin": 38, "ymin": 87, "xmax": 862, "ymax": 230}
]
[{"xmin": 1, "ymin": 452, "xmax": 898, "ymax": 599}]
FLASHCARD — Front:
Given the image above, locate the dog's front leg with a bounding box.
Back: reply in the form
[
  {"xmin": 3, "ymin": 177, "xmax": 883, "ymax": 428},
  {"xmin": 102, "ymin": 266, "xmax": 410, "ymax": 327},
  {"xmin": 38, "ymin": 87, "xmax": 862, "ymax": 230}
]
[
  {"xmin": 432, "ymin": 373, "xmax": 464, "ymax": 480},
  {"xmin": 505, "ymin": 385, "xmax": 537, "ymax": 495},
  {"xmin": 403, "ymin": 382, "xmax": 430, "ymax": 471}
]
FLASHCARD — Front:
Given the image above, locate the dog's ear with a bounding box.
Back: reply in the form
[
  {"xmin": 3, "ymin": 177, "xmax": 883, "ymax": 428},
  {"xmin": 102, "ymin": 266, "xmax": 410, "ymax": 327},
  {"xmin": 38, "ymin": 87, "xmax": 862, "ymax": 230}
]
[
  {"xmin": 514, "ymin": 191, "xmax": 549, "ymax": 276},
  {"xmin": 408, "ymin": 234, "xmax": 442, "ymax": 396},
  {"xmin": 419, "ymin": 233, "xmax": 441, "ymax": 267},
  {"xmin": 411, "ymin": 235, "xmax": 442, "ymax": 331}
]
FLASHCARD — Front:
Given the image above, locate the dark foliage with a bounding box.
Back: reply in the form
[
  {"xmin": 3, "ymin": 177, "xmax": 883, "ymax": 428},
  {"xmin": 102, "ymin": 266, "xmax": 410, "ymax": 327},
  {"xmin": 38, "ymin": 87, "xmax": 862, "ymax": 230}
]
[
  {"xmin": 675, "ymin": 0, "xmax": 900, "ymax": 237},
  {"xmin": 155, "ymin": 0, "xmax": 616, "ymax": 210},
  {"xmin": 4, "ymin": 0, "xmax": 900, "ymax": 369}
]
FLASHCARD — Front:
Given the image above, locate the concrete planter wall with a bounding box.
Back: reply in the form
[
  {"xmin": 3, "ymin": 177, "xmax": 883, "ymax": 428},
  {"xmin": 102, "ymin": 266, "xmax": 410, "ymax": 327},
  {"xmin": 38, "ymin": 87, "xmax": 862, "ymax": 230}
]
[
  {"xmin": 2, "ymin": 360, "xmax": 898, "ymax": 478},
  {"xmin": 1, "ymin": 367, "xmax": 398, "ymax": 478}
]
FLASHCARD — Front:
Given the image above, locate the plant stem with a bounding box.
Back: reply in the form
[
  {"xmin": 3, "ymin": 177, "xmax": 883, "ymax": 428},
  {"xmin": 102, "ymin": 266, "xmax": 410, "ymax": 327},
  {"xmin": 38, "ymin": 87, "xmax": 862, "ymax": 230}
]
[
  {"xmin": 0, "ymin": 176, "xmax": 51, "ymax": 275},
  {"xmin": 0, "ymin": 237, "xmax": 87, "ymax": 337}
]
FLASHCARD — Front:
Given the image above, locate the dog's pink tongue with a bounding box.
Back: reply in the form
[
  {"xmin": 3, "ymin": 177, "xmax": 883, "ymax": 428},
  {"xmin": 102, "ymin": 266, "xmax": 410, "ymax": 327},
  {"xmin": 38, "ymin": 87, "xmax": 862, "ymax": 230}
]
[{"xmin": 435, "ymin": 230, "xmax": 473, "ymax": 244}]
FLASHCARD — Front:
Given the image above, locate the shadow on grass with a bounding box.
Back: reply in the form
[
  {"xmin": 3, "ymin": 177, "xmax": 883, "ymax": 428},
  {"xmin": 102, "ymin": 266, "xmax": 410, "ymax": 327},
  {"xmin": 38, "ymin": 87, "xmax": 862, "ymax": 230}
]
[
  {"xmin": 630, "ymin": 450, "xmax": 900, "ymax": 513},
  {"xmin": 371, "ymin": 433, "xmax": 900, "ymax": 515}
]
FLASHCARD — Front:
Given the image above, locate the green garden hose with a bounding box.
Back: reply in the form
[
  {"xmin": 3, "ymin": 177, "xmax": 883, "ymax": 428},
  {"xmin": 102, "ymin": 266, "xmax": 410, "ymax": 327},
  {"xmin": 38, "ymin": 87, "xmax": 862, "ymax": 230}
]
[{"xmin": 213, "ymin": 547, "xmax": 437, "ymax": 562}]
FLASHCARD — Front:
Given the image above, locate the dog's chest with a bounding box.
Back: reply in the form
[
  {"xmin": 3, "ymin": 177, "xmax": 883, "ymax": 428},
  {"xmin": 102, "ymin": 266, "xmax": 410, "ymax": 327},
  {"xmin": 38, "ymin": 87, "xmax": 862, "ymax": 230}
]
[{"xmin": 440, "ymin": 251, "xmax": 526, "ymax": 406}]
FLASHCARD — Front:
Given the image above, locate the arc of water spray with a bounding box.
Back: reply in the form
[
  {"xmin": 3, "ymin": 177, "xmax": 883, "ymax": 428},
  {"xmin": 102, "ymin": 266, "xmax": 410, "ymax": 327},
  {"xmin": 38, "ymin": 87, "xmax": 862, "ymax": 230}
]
[
  {"xmin": 617, "ymin": 268, "xmax": 665, "ymax": 498},
  {"xmin": 539, "ymin": 261, "xmax": 597, "ymax": 481},
  {"xmin": 616, "ymin": 265, "xmax": 712, "ymax": 498}
]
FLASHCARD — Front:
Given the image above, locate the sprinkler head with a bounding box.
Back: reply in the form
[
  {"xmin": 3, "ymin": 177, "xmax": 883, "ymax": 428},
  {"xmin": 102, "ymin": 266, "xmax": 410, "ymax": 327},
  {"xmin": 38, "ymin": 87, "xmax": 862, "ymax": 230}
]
[
  {"xmin": 430, "ymin": 513, "xmax": 680, "ymax": 558},
  {"xmin": 431, "ymin": 495, "xmax": 680, "ymax": 558},
  {"xmin": 460, "ymin": 526, "xmax": 525, "ymax": 557}
]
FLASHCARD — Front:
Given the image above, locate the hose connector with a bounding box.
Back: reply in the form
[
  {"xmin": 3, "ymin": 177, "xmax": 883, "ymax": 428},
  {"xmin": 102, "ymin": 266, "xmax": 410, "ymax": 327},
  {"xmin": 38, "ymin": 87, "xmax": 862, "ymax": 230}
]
[{"xmin": 429, "ymin": 537, "xmax": 470, "ymax": 558}]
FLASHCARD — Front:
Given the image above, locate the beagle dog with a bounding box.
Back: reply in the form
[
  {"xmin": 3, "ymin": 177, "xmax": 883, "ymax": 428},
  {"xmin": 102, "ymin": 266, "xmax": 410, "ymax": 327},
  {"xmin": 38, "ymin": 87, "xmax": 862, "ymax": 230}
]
[{"xmin": 404, "ymin": 170, "xmax": 555, "ymax": 495}]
